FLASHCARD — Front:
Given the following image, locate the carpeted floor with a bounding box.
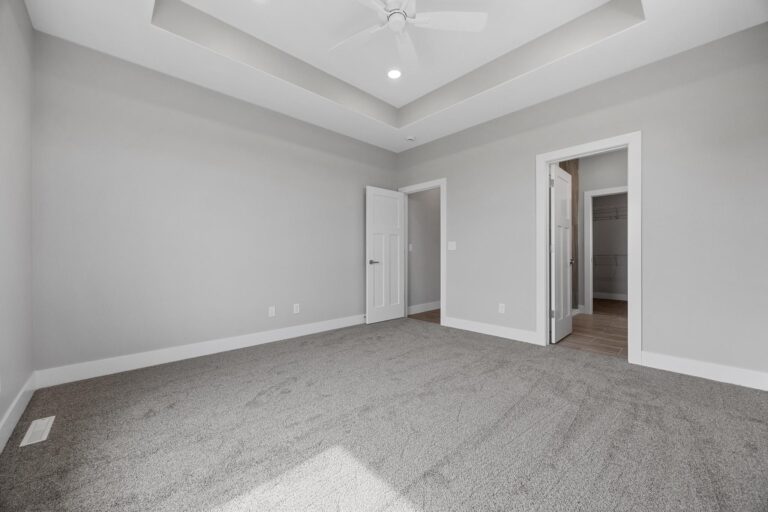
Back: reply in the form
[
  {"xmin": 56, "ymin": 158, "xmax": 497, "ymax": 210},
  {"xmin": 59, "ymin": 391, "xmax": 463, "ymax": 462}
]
[{"xmin": 1, "ymin": 319, "xmax": 767, "ymax": 511}]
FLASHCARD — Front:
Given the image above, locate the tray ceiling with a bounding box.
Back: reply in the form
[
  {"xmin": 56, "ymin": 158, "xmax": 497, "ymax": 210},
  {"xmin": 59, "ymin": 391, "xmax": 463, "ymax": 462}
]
[
  {"xmin": 178, "ymin": 0, "xmax": 614, "ymax": 108},
  {"xmin": 24, "ymin": 0, "xmax": 768, "ymax": 152}
]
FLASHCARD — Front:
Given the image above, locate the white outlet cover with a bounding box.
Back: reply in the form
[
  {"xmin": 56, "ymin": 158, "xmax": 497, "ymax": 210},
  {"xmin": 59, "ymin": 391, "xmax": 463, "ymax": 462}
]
[
  {"xmin": 268, "ymin": 306, "xmax": 276, "ymax": 317},
  {"xmin": 293, "ymin": 304, "xmax": 300, "ymax": 314},
  {"xmin": 498, "ymin": 303, "xmax": 506, "ymax": 314}
]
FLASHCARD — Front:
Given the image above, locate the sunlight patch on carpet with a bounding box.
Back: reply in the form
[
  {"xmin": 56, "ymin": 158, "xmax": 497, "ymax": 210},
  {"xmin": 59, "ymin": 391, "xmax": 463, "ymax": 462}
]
[{"xmin": 213, "ymin": 445, "xmax": 421, "ymax": 512}]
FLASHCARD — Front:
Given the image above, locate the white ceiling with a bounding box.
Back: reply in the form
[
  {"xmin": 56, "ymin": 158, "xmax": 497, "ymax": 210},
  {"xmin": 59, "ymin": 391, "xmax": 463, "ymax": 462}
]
[
  {"xmin": 24, "ymin": 0, "xmax": 768, "ymax": 153},
  {"xmin": 178, "ymin": 0, "xmax": 613, "ymax": 108}
]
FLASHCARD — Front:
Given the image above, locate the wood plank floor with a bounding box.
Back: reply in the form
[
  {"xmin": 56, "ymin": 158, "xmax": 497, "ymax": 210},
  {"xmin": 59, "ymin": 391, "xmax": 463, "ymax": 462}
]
[
  {"xmin": 557, "ymin": 299, "xmax": 628, "ymax": 358},
  {"xmin": 409, "ymin": 309, "xmax": 441, "ymax": 324}
]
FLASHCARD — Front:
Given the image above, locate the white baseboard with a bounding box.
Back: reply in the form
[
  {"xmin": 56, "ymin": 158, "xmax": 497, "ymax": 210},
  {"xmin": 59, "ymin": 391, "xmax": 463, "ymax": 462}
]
[
  {"xmin": 443, "ymin": 317, "xmax": 542, "ymax": 346},
  {"xmin": 0, "ymin": 373, "xmax": 36, "ymax": 455},
  {"xmin": 593, "ymin": 292, "xmax": 628, "ymax": 301},
  {"xmin": 408, "ymin": 301, "xmax": 440, "ymax": 315},
  {"xmin": 641, "ymin": 351, "xmax": 768, "ymax": 392},
  {"xmin": 35, "ymin": 315, "xmax": 365, "ymax": 389}
]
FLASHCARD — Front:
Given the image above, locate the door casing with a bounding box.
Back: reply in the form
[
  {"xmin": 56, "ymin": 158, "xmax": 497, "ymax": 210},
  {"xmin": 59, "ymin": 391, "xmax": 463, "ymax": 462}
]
[{"xmin": 535, "ymin": 132, "xmax": 642, "ymax": 364}]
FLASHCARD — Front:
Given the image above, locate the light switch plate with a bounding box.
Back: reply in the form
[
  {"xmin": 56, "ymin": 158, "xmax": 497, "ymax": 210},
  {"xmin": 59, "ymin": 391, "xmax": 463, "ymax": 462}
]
[{"xmin": 448, "ymin": 241, "xmax": 457, "ymax": 251}]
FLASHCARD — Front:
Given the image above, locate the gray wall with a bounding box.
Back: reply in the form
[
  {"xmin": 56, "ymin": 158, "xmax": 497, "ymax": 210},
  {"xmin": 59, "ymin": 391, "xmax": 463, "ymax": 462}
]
[
  {"xmin": 592, "ymin": 193, "xmax": 628, "ymax": 298},
  {"xmin": 0, "ymin": 0, "xmax": 34, "ymax": 431},
  {"xmin": 577, "ymin": 150, "xmax": 627, "ymax": 306},
  {"xmin": 407, "ymin": 189, "xmax": 440, "ymax": 308},
  {"xmin": 31, "ymin": 35, "xmax": 395, "ymax": 370},
  {"xmin": 396, "ymin": 24, "xmax": 768, "ymax": 373}
]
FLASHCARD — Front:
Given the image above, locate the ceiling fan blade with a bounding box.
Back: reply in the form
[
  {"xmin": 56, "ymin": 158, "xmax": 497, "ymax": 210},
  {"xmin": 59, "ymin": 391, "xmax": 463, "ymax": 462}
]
[
  {"xmin": 355, "ymin": 0, "xmax": 387, "ymax": 16},
  {"xmin": 330, "ymin": 23, "xmax": 386, "ymax": 51},
  {"xmin": 396, "ymin": 31, "xmax": 419, "ymax": 67},
  {"xmin": 411, "ymin": 11, "xmax": 488, "ymax": 32}
]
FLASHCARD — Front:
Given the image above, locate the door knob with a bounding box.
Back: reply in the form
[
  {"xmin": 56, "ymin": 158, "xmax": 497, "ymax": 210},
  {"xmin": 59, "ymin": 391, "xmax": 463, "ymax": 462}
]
[{"xmin": 369, "ymin": 260, "xmax": 380, "ymax": 265}]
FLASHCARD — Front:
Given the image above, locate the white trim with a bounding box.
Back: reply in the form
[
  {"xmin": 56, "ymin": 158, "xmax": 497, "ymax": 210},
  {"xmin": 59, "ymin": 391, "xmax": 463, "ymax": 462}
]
[
  {"xmin": 398, "ymin": 179, "xmax": 446, "ymax": 195},
  {"xmin": 0, "ymin": 373, "xmax": 36, "ymax": 455},
  {"xmin": 399, "ymin": 178, "xmax": 447, "ymax": 326},
  {"xmin": 34, "ymin": 315, "xmax": 364, "ymax": 389},
  {"xmin": 572, "ymin": 307, "xmax": 583, "ymax": 316},
  {"xmin": 593, "ymin": 292, "xmax": 628, "ymax": 301},
  {"xmin": 626, "ymin": 136, "xmax": 642, "ymax": 365},
  {"xmin": 641, "ymin": 352, "xmax": 768, "ymax": 392},
  {"xmin": 584, "ymin": 186, "xmax": 629, "ymax": 315},
  {"xmin": 536, "ymin": 132, "xmax": 642, "ymax": 363},
  {"xmin": 408, "ymin": 301, "xmax": 441, "ymax": 315},
  {"xmin": 443, "ymin": 317, "xmax": 539, "ymax": 345}
]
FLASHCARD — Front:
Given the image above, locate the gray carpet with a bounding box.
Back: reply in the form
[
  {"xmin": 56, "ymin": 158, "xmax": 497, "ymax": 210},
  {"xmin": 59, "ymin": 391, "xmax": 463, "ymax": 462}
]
[{"xmin": 1, "ymin": 319, "xmax": 767, "ymax": 511}]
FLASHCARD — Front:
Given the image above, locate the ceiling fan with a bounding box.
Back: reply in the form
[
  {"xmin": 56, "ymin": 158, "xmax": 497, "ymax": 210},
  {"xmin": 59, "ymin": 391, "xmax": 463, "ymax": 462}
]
[{"xmin": 331, "ymin": 0, "xmax": 488, "ymax": 66}]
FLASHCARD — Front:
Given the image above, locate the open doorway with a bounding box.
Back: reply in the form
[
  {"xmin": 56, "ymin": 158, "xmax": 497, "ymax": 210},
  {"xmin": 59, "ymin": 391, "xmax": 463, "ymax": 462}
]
[
  {"xmin": 536, "ymin": 132, "xmax": 641, "ymax": 363},
  {"xmin": 553, "ymin": 150, "xmax": 628, "ymax": 357},
  {"xmin": 399, "ymin": 179, "xmax": 447, "ymax": 326},
  {"xmin": 405, "ymin": 188, "xmax": 441, "ymax": 324},
  {"xmin": 364, "ymin": 180, "xmax": 447, "ymax": 326}
]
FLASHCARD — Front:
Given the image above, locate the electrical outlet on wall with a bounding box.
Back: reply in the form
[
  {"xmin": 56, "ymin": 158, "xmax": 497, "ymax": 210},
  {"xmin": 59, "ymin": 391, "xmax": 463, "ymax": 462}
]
[
  {"xmin": 293, "ymin": 304, "xmax": 300, "ymax": 314},
  {"xmin": 498, "ymin": 303, "xmax": 506, "ymax": 314},
  {"xmin": 268, "ymin": 306, "xmax": 276, "ymax": 318}
]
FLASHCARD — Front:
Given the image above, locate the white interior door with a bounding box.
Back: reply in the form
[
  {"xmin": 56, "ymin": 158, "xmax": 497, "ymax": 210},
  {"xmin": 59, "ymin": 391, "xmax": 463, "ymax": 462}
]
[
  {"xmin": 551, "ymin": 164, "xmax": 573, "ymax": 343},
  {"xmin": 366, "ymin": 186, "xmax": 406, "ymax": 324}
]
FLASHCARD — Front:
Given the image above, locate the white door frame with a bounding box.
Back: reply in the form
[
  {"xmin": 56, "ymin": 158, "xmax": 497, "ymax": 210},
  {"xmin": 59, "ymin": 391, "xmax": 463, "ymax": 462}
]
[
  {"xmin": 399, "ymin": 179, "xmax": 447, "ymax": 326},
  {"xmin": 536, "ymin": 132, "xmax": 641, "ymax": 364},
  {"xmin": 584, "ymin": 186, "xmax": 628, "ymax": 315}
]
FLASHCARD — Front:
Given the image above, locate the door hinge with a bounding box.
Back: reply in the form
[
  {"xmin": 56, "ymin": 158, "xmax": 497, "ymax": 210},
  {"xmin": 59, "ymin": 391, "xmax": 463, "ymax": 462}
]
[
  {"xmin": 549, "ymin": 178, "xmax": 555, "ymax": 188},
  {"xmin": 550, "ymin": 310, "xmax": 555, "ymax": 318}
]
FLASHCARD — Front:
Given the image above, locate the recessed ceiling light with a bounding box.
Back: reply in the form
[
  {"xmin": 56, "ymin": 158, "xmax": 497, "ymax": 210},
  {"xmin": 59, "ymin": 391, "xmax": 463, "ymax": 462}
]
[{"xmin": 387, "ymin": 69, "xmax": 402, "ymax": 80}]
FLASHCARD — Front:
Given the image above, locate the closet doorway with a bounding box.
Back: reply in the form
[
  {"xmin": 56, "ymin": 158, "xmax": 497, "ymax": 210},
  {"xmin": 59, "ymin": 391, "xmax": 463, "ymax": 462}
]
[
  {"xmin": 558, "ymin": 186, "xmax": 630, "ymax": 358},
  {"xmin": 584, "ymin": 187, "xmax": 629, "ymax": 314},
  {"xmin": 557, "ymin": 157, "xmax": 629, "ymax": 357}
]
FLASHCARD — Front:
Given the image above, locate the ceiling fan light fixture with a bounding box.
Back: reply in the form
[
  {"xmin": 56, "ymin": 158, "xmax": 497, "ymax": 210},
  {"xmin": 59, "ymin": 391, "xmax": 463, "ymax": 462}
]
[
  {"xmin": 332, "ymin": 1, "xmax": 489, "ymax": 65},
  {"xmin": 387, "ymin": 10, "xmax": 407, "ymax": 32},
  {"xmin": 387, "ymin": 68, "xmax": 402, "ymax": 80}
]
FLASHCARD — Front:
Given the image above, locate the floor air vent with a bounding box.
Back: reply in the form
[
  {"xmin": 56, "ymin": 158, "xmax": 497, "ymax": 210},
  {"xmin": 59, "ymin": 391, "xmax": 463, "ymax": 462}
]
[{"xmin": 20, "ymin": 416, "xmax": 55, "ymax": 447}]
